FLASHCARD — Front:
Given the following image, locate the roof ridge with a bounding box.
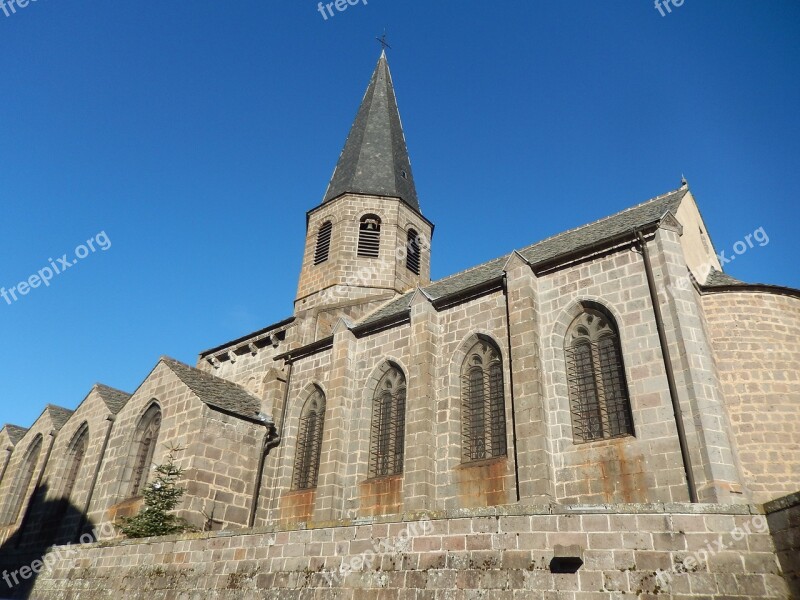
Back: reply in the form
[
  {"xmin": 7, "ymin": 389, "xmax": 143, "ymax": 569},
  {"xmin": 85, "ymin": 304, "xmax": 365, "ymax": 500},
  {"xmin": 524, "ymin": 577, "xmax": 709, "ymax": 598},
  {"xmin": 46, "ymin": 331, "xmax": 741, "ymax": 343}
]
[
  {"xmin": 93, "ymin": 382, "xmax": 130, "ymax": 395},
  {"xmin": 425, "ymin": 187, "xmax": 685, "ymax": 291},
  {"xmin": 519, "ymin": 187, "xmax": 686, "ymax": 253},
  {"xmin": 425, "ymin": 254, "xmax": 508, "ymax": 288}
]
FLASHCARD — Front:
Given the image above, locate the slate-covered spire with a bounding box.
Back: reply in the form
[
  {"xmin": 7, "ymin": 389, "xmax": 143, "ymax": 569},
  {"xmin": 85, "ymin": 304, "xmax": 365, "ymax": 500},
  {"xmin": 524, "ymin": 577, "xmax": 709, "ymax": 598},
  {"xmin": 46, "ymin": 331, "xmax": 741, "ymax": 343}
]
[{"xmin": 323, "ymin": 51, "xmax": 420, "ymax": 212}]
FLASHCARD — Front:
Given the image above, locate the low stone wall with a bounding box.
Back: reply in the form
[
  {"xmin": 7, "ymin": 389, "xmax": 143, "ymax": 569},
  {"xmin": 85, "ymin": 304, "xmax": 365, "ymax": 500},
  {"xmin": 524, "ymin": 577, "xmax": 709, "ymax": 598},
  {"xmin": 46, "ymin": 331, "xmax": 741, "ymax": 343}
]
[
  {"xmin": 20, "ymin": 503, "xmax": 790, "ymax": 599},
  {"xmin": 766, "ymin": 492, "xmax": 800, "ymax": 599}
]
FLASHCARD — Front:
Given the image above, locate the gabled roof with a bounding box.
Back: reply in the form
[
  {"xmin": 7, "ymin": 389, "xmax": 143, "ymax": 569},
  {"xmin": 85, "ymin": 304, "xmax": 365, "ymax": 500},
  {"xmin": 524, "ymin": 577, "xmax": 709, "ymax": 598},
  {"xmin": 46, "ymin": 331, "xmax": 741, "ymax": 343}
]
[
  {"xmin": 1, "ymin": 424, "xmax": 28, "ymax": 446},
  {"xmin": 160, "ymin": 357, "xmax": 264, "ymax": 423},
  {"xmin": 94, "ymin": 384, "xmax": 131, "ymax": 415},
  {"xmin": 322, "ymin": 51, "xmax": 420, "ymax": 212},
  {"xmin": 358, "ymin": 187, "xmax": 689, "ymax": 328},
  {"xmin": 44, "ymin": 405, "xmax": 74, "ymax": 431}
]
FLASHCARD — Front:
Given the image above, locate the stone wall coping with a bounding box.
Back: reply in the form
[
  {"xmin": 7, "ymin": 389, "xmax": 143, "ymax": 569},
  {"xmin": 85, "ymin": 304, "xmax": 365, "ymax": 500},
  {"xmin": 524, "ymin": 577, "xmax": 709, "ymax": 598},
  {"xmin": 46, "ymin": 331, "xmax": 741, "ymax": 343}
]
[
  {"xmin": 71, "ymin": 501, "xmax": 773, "ymax": 551},
  {"xmin": 764, "ymin": 491, "xmax": 800, "ymax": 514}
]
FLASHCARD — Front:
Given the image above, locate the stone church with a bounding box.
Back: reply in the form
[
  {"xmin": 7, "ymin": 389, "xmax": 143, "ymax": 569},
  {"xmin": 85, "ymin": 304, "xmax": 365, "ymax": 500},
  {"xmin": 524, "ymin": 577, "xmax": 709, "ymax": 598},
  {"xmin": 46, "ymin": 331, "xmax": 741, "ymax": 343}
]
[{"xmin": 1, "ymin": 52, "xmax": 798, "ymax": 599}]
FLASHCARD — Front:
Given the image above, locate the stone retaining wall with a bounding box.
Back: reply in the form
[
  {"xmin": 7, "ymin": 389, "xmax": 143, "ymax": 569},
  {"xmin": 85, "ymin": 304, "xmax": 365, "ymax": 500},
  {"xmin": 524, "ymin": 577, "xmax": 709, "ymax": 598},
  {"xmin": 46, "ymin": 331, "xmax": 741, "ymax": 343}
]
[{"xmin": 19, "ymin": 502, "xmax": 791, "ymax": 599}]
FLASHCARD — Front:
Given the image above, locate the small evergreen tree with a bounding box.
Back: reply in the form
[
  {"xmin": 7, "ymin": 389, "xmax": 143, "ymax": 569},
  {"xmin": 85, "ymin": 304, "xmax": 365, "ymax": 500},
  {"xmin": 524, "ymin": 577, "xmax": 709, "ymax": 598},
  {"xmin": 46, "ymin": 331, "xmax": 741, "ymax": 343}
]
[{"xmin": 119, "ymin": 445, "xmax": 195, "ymax": 538}]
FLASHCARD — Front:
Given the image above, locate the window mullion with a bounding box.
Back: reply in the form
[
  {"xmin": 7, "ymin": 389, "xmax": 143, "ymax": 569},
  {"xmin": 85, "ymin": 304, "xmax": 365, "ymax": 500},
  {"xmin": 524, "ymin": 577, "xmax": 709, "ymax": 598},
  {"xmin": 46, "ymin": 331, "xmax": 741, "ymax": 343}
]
[{"xmin": 590, "ymin": 341, "xmax": 609, "ymax": 439}]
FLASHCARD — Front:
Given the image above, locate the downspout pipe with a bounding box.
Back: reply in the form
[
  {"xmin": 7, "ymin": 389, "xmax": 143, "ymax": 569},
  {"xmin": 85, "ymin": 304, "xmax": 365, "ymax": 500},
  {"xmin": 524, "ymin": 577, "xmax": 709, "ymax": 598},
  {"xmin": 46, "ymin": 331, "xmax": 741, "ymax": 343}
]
[
  {"xmin": 248, "ymin": 424, "xmax": 274, "ymax": 528},
  {"xmin": 502, "ymin": 277, "xmax": 522, "ymax": 503},
  {"xmin": 15, "ymin": 430, "xmax": 57, "ymax": 548},
  {"xmin": 636, "ymin": 230, "xmax": 698, "ymax": 503},
  {"xmin": 76, "ymin": 414, "xmax": 116, "ymax": 540},
  {"xmin": 250, "ymin": 361, "xmax": 293, "ymax": 527}
]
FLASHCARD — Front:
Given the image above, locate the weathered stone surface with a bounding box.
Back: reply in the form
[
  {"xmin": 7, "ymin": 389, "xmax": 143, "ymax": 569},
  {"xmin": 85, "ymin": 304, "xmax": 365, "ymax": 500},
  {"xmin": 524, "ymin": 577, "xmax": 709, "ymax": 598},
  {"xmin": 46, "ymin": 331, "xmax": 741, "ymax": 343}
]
[{"xmin": 22, "ymin": 503, "xmax": 790, "ymax": 599}]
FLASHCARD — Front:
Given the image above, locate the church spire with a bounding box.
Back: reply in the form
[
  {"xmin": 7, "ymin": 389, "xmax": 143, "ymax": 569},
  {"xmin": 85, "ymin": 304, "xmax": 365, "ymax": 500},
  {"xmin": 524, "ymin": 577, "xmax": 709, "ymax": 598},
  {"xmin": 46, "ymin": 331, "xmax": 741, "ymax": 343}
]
[{"xmin": 322, "ymin": 53, "xmax": 420, "ymax": 212}]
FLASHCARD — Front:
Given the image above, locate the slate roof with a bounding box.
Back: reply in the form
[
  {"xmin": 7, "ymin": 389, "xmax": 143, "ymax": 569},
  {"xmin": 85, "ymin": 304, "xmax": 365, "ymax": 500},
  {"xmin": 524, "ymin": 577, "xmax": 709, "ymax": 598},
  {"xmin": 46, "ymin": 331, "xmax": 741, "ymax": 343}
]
[
  {"xmin": 517, "ymin": 187, "xmax": 687, "ymax": 266},
  {"xmin": 94, "ymin": 384, "xmax": 131, "ymax": 415},
  {"xmin": 358, "ymin": 187, "xmax": 689, "ymax": 327},
  {"xmin": 2, "ymin": 424, "xmax": 28, "ymax": 446},
  {"xmin": 322, "ymin": 51, "xmax": 420, "ymax": 212},
  {"xmin": 704, "ymin": 268, "xmax": 745, "ymax": 287},
  {"xmin": 161, "ymin": 357, "xmax": 265, "ymax": 423},
  {"xmin": 45, "ymin": 405, "xmax": 74, "ymax": 431}
]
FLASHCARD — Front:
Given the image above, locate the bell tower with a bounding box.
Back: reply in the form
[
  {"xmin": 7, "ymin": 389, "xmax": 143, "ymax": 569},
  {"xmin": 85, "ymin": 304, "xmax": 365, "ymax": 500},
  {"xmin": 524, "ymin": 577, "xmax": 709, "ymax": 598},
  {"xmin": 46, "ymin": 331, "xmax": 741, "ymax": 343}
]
[{"xmin": 295, "ymin": 52, "xmax": 434, "ymax": 333}]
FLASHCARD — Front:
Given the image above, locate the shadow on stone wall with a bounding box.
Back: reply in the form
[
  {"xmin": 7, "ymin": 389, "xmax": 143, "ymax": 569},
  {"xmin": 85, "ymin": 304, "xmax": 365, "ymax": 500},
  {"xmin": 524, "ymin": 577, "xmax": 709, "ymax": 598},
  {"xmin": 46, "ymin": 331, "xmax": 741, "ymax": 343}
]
[
  {"xmin": 765, "ymin": 491, "xmax": 800, "ymax": 600},
  {"xmin": 0, "ymin": 484, "xmax": 95, "ymax": 599}
]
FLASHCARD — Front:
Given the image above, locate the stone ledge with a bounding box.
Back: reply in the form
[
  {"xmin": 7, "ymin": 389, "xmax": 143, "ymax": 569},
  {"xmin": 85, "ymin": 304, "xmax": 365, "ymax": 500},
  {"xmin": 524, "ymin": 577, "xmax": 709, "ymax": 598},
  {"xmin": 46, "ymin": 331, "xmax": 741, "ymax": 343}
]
[
  {"xmin": 763, "ymin": 491, "xmax": 800, "ymax": 514},
  {"xmin": 75, "ymin": 501, "xmax": 771, "ymax": 550}
]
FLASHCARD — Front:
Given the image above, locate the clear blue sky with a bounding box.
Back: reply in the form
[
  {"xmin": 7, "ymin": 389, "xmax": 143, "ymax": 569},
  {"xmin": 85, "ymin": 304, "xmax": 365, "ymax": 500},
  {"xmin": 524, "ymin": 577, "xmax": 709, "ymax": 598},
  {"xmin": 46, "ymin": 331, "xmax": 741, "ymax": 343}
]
[{"xmin": 1, "ymin": 1, "xmax": 798, "ymax": 429}]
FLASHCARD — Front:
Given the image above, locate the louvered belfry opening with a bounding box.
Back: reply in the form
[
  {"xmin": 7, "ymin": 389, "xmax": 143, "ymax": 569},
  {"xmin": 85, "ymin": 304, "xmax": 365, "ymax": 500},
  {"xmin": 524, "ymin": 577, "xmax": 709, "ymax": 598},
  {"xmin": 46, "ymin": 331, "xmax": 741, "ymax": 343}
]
[
  {"xmin": 461, "ymin": 340, "xmax": 507, "ymax": 462},
  {"xmin": 314, "ymin": 221, "xmax": 333, "ymax": 265},
  {"xmin": 293, "ymin": 388, "xmax": 326, "ymax": 490},
  {"xmin": 406, "ymin": 229, "xmax": 421, "ymax": 275},
  {"xmin": 369, "ymin": 365, "xmax": 406, "ymax": 478},
  {"xmin": 130, "ymin": 404, "xmax": 162, "ymax": 497},
  {"xmin": 358, "ymin": 214, "xmax": 381, "ymax": 258},
  {"xmin": 2, "ymin": 434, "xmax": 42, "ymax": 525},
  {"xmin": 565, "ymin": 309, "xmax": 634, "ymax": 443}
]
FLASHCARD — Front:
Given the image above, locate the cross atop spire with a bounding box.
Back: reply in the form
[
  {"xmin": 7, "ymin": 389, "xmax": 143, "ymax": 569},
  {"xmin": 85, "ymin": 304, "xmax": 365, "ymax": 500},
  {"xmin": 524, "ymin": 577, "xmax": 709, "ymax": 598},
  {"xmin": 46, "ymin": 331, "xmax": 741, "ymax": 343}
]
[
  {"xmin": 376, "ymin": 32, "xmax": 391, "ymax": 53},
  {"xmin": 321, "ymin": 52, "xmax": 420, "ymax": 212}
]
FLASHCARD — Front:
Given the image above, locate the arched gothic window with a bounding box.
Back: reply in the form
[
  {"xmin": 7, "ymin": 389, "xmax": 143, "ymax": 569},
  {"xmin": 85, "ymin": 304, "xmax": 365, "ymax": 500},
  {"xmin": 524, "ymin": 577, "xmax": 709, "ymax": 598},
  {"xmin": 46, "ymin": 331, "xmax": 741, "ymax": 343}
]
[
  {"xmin": 292, "ymin": 388, "xmax": 326, "ymax": 490},
  {"xmin": 358, "ymin": 214, "xmax": 381, "ymax": 258},
  {"xmin": 406, "ymin": 229, "xmax": 421, "ymax": 275},
  {"xmin": 62, "ymin": 424, "xmax": 89, "ymax": 503},
  {"xmin": 38, "ymin": 424, "xmax": 89, "ymax": 543},
  {"xmin": 565, "ymin": 309, "xmax": 634, "ymax": 443},
  {"xmin": 461, "ymin": 339, "xmax": 507, "ymax": 462},
  {"xmin": 2, "ymin": 434, "xmax": 42, "ymax": 525},
  {"xmin": 314, "ymin": 221, "xmax": 333, "ymax": 265},
  {"xmin": 368, "ymin": 365, "xmax": 406, "ymax": 478},
  {"xmin": 129, "ymin": 404, "xmax": 162, "ymax": 497}
]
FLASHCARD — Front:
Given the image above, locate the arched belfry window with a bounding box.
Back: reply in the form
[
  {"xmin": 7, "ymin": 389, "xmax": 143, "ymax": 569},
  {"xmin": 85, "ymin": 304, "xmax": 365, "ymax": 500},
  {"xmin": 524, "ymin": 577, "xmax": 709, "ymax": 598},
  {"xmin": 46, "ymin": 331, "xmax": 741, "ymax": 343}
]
[
  {"xmin": 565, "ymin": 308, "xmax": 634, "ymax": 443},
  {"xmin": 368, "ymin": 365, "xmax": 406, "ymax": 478},
  {"xmin": 2, "ymin": 434, "xmax": 42, "ymax": 525},
  {"xmin": 62, "ymin": 424, "xmax": 89, "ymax": 503},
  {"xmin": 129, "ymin": 404, "xmax": 162, "ymax": 497},
  {"xmin": 314, "ymin": 221, "xmax": 333, "ymax": 265},
  {"xmin": 358, "ymin": 214, "xmax": 381, "ymax": 258},
  {"xmin": 461, "ymin": 339, "xmax": 507, "ymax": 462},
  {"xmin": 406, "ymin": 229, "xmax": 421, "ymax": 275},
  {"xmin": 292, "ymin": 388, "xmax": 326, "ymax": 490}
]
